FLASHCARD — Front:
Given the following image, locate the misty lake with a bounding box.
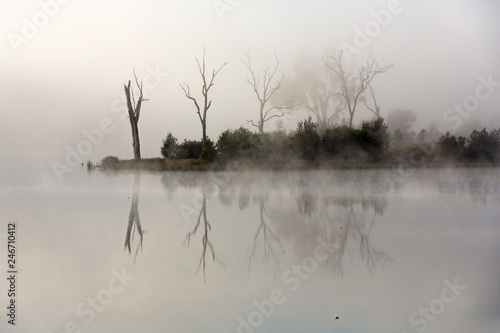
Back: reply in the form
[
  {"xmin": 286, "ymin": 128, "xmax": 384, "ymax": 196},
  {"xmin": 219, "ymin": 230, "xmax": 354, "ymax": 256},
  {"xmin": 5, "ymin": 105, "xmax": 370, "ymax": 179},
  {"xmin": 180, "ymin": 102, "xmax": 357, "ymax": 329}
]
[{"xmin": 1, "ymin": 168, "xmax": 499, "ymax": 333}]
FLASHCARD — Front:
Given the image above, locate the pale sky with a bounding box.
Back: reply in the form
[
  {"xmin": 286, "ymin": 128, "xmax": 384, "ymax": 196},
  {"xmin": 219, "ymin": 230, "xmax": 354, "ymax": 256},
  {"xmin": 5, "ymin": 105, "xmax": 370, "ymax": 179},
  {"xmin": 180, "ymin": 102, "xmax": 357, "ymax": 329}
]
[{"xmin": 1, "ymin": 0, "xmax": 499, "ymax": 183}]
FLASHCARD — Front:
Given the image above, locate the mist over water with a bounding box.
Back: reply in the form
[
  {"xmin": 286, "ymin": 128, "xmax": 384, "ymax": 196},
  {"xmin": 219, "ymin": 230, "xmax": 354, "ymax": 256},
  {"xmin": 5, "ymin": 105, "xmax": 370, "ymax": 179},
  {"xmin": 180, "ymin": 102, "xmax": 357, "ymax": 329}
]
[
  {"xmin": 1, "ymin": 168, "xmax": 499, "ymax": 332},
  {"xmin": 2, "ymin": 1, "xmax": 500, "ymax": 332}
]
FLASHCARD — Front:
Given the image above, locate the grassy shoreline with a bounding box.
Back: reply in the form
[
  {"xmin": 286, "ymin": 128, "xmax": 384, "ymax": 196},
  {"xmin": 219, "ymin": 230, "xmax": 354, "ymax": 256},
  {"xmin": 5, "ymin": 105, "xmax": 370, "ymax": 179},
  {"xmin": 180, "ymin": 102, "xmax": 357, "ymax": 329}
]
[{"xmin": 90, "ymin": 153, "xmax": 499, "ymax": 173}]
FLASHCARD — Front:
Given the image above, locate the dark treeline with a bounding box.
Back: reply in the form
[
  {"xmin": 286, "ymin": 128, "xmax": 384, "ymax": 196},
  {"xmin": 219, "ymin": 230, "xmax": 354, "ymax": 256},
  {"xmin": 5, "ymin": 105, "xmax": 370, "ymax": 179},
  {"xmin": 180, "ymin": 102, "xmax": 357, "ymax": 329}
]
[{"xmin": 95, "ymin": 117, "xmax": 500, "ymax": 171}]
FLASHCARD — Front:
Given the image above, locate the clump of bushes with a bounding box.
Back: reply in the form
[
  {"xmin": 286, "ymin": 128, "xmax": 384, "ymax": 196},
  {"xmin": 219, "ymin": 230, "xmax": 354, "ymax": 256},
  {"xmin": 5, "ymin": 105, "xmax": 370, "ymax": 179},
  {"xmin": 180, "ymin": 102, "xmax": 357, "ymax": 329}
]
[
  {"xmin": 216, "ymin": 127, "xmax": 292, "ymax": 164},
  {"xmin": 438, "ymin": 128, "xmax": 500, "ymax": 163},
  {"xmin": 161, "ymin": 132, "xmax": 215, "ymax": 162},
  {"xmin": 155, "ymin": 121, "xmax": 498, "ymax": 168},
  {"xmin": 200, "ymin": 139, "xmax": 217, "ymax": 162},
  {"xmin": 290, "ymin": 116, "xmax": 321, "ymax": 160},
  {"xmin": 160, "ymin": 133, "xmax": 178, "ymax": 159},
  {"xmin": 216, "ymin": 127, "xmax": 262, "ymax": 161},
  {"xmin": 464, "ymin": 128, "xmax": 500, "ymax": 163},
  {"xmin": 437, "ymin": 132, "xmax": 466, "ymax": 159},
  {"xmin": 319, "ymin": 117, "xmax": 390, "ymax": 162},
  {"xmin": 100, "ymin": 156, "xmax": 120, "ymax": 169}
]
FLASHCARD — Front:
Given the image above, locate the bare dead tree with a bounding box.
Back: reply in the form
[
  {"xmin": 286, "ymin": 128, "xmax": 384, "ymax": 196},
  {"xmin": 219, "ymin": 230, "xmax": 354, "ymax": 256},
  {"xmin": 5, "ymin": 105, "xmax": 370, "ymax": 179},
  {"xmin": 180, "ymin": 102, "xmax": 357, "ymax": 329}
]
[
  {"xmin": 125, "ymin": 172, "xmax": 143, "ymax": 264},
  {"xmin": 180, "ymin": 48, "xmax": 227, "ymax": 144},
  {"xmin": 242, "ymin": 49, "xmax": 290, "ymax": 133},
  {"xmin": 124, "ymin": 69, "xmax": 148, "ymax": 161},
  {"xmin": 323, "ymin": 49, "xmax": 393, "ymax": 128},
  {"xmin": 280, "ymin": 54, "xmax": 341, "ymax": 133}
]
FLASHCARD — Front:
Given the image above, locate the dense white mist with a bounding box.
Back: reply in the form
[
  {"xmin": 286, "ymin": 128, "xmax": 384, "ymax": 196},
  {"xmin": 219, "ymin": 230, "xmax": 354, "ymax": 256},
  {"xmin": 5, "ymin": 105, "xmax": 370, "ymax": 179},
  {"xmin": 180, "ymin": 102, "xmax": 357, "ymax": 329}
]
[{"xmin": 1, "ymin": 0, "xmax": 499, "ymax": 183}]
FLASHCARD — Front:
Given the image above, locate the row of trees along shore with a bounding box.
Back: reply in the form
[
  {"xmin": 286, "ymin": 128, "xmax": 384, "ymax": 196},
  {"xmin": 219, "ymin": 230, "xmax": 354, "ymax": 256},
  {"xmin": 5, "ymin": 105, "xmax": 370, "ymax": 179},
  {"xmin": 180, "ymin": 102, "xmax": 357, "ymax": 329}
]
[
  {"xmin": 108, "ymin": 48, "xmax": 499, "ymax": 170},
  {"xmin": 95, "ymin": 119, "xmax": 500, "ymax": 171}
]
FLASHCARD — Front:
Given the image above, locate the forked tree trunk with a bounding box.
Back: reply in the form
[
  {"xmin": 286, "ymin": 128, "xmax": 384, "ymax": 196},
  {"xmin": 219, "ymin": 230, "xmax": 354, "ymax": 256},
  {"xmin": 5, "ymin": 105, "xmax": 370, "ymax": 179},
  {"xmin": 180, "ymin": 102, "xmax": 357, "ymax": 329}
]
[
  {"xmin": 124, "ymin": 73, "xmax": 147, "ymax": 162},
  {"xmin": 180, "ymin": 49, "xmax": 227, "ymax": 149}
]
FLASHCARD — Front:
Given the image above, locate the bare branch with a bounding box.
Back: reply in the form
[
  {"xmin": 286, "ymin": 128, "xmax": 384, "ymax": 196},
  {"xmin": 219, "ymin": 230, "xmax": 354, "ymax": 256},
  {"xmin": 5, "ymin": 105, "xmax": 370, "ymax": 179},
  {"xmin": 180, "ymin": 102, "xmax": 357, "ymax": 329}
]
[
  {"xmin": 245, "ymin": 119, "xmax": 261, "ymax": 130},
  {"xmin": 242, "ymin": 48, "xmax": 289, "ymax": 132},
  {"xmin": 181, "ymin": 49, "xmax": 227, "ymax": 143},
  {"xmin": 322, "ymin": 48, "xmax": 392, "ymax": 127}
]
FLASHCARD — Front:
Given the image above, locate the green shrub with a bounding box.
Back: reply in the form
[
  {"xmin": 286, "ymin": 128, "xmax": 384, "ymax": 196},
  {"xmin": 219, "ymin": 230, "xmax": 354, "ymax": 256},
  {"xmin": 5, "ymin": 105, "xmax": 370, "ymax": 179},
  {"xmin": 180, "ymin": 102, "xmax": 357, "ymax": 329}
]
[
  {"xmin": 161, "ymin": 132, "xmax": 179, "ymax": 158},
  {"xmin": 292, "ymin": 116, "xmax": 320, "ymax": 160},
  {"xmin": 177, "ymin": 139, "xmax": 204, "ymax": 159},
  {"xmin": 438, "ymin": 132, "xmax": 466, "ymax": 158},
  {"xmin": 101, "ymin": 156, "xmax": 120, "ymax": 169},
  {"xmin": 321, "ymin": 118, "xmax": 389, "ymax": 161},
  {"xmin": 216, "ymin": 127, "xmax": 261, "ymax": 161},
  {"xmin": 464, "ymin": 128, "xmax": 499, "ymax": 163},
  {"xmin": 321, "ymin": 125, "xmax": 355, "ymax": 157},
  {"xmin": 200, "ymin": 138, "xmax": 217, "ymax": 163},
  {"xmin": 259, "ymin": 130, "xmax": 291, "ymax": 157},
  {"xmin": 358, "ymin": 117, "xmax": 390, "ymax": 160}
]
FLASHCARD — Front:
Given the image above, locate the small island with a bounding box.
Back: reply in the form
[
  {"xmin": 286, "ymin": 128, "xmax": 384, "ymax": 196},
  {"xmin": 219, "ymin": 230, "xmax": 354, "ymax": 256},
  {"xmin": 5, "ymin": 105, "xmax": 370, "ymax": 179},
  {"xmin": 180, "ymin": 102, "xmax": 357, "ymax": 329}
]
[{"xmin": 90, "ymin": 116, "xmax": 500, "ymax": 172}]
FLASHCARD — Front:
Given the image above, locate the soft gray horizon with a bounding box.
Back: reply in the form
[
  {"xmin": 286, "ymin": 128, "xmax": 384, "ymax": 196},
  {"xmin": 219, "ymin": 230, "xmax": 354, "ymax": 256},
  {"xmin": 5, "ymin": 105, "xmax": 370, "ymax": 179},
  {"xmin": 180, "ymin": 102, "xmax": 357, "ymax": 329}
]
[{"xmin": 1, "ymin": 0, "xmax": 500, "ymax": 184}]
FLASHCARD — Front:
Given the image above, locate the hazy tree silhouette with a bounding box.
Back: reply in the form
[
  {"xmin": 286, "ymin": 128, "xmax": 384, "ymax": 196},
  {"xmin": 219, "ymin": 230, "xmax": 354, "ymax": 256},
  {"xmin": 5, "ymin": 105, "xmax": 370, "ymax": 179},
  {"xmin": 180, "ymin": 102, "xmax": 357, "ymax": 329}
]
[
  {"xmin": 242, "ymin": 48, "xmax": 290, "ymax": 133},
  {"xmin": 180, "ymin": 48, "xmax": 227, "ymax": 145},
  {"xmin": 322, "ymin": 49, "xmax": 393, "ymax": 128},
  {"xmin": 124, "ymin": 69, "xmax": 148, "ymax": 161}
]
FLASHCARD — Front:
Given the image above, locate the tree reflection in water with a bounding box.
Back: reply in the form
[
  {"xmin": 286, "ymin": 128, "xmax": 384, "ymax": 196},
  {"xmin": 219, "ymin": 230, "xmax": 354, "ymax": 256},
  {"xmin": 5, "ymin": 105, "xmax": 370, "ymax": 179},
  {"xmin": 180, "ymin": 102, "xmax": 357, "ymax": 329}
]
[
  {"xmin": 271, "ymin": 171, "xmax": 393, "ymax": 277},
  {"xmin": 161, "ymin": 170, "xmax": 394, "ymax": 280},
  {"xmin": 184, "ymin": 190, "xmax": 223, "ymax": 284},
  {"xmin": 124, "ymin": 172, "xmax": 144, "ymax": 264},
  {"xmin": 248, "ymin": 196, "xmax": 284, "ymax": 277}
]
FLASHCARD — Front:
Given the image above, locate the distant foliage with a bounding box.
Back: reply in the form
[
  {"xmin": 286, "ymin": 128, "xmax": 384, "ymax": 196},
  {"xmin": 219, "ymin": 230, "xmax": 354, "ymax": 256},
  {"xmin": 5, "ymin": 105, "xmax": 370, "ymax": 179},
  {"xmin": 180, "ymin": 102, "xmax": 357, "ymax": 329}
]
[
  {"xmin": 464, "ymin": 128, "xmax": 500, "ymax": 163},
  {"xmin": 392, "ymin": 129, "xmax": 403, "ymax": 144},
  {"xmin": 259, "ymin": 130, "xmax": 291, "ymax": 157},
  {"xmin": 322, "ymin": 125, "xmax": 356, "ymax": 157},
  {"xmin": 101, "ymin": 156, "xmax": 120, "ymax": 169},
  {"xmin": 358, "ymin": 117, "xmax": 390, "ymax": 160},
  {"xmin": 156, "ymin": 120, "xmax": 498, "ymax": 167},
  {"xmin": 216, "ymin": 127, "xmax": 262, "ymax": 161},
  {"xmin": 161, "ymin": 132, "xmax": 208, "ymax": 160},
  {"xmin": 417, "ymin": 129, "xmax": 427, "ymax": 142},
  {"xmin": 438, "ymin": 132, "xmax": 466, "ymax": 158},
  {"xmin": 177, "ymin": 139, "xmax": 204, "ymax": 159},
  {"xmin": 200, "ymin": 139, "xmax": 217, "ymax": 162},
  {"xmin": 161, "ymin": 132, "xmax": 179, "ymax": 159},
  {"xmin": 291, "ymin": 116, "xmax": 321, "ymax": 160},
  {"xmin": 438, "ymin": 128, "xmax": 500, "ymax": 163},
  {"xmin": 321, "ymin": 117, "xmax": 389, "ymax": 161}
]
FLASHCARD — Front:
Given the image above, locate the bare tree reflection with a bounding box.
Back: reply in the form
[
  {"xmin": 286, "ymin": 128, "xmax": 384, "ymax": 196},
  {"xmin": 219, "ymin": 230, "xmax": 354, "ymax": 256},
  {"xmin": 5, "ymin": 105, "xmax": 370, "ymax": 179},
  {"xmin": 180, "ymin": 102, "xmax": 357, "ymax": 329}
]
[
  {"xmin": 125, "ymin": 172, "xmax": 144, "ymax": 263},
  {"xmin": 160, "ymin": 170, "xmax": 394, "ymax": 279},
  {"xmin": 248, "ymin": 196, "xmax": 284, "ymax": 276},
  {"xmin": 352, "ymin": 198, "xmax": 391, "ymax": 274},
  {"xmin": 184, "ymin": 192, "xmax": 223, "ymax": 284},
  {"xmin": 329, "ymin": 195, "xmax": 391, "ymax": 276},
  {"xmin": 271, "ymin": 171, "xmax": 393, "ymax": 277}
]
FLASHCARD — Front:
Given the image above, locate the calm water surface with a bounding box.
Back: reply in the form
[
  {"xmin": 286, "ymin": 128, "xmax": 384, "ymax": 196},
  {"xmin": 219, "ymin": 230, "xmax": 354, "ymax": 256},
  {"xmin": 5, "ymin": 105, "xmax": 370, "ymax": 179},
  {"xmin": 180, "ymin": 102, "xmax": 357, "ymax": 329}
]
[{"xmin": 1, "ymin": 168, "xmax": 499, "ymax": 333}]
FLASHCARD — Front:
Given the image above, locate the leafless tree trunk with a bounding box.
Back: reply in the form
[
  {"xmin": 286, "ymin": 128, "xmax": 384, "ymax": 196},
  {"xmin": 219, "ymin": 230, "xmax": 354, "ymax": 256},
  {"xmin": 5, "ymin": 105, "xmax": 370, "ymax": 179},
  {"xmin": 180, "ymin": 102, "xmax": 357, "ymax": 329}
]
[
  {"xmin": 180, "ymin": 48, "xmax": 227, "ymax": 144},
  {"xmin": 124, "ymin": 69, "xmax": 148, "ymax": 161},
  {"xmin": 242, "ymin": 49, "xmax": 290, "ymax": 133},
  {"xmin": 322, "ymin": 49, "xmax": 393, "ymax": 128}
]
